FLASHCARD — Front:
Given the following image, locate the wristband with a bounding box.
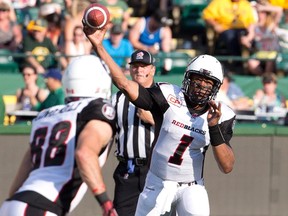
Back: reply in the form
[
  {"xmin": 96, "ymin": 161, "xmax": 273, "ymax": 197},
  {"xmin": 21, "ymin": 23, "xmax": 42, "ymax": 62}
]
[
  {"xmin": 95, "ymin": 192, "xmax": 110, "ymax": 206},
  {"xmin": 209, "ymin": 124, "xmax": 225, "ymax": 146}
]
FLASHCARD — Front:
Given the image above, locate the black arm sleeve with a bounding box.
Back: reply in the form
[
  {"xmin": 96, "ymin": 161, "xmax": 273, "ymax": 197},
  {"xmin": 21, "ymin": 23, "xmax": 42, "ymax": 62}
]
[
  {"xmin": 133, "ymin": 83, "xmax": 169, "ymax": 114},
  {"xmin": 133, "ymin": 85, "xmax": 155, "ymax": 110},
  {"xmin": 219, "ymin": 116, "xmax": 236, "ymax": 147}
]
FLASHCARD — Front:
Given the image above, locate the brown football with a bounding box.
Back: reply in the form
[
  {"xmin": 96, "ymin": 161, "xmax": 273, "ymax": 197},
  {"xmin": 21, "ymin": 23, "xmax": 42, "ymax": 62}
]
[{"xmin": 83, "ymin": 3, "xmax": 110, "ymax": 29}]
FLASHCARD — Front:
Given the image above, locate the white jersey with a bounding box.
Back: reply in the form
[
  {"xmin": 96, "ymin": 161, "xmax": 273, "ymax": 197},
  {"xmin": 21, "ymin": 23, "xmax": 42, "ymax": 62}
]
[
  {"xmin": 16, "ymin": 98, "xmax": 116, "ymax": 213},
  {"xmin": 134, "ymin": 83, "xmax": 235, "ymax": 182}
]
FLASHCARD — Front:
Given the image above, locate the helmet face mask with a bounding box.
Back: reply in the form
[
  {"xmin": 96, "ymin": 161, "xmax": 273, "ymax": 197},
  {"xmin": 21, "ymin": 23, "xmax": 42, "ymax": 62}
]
[
  {"xmin": 185, "ymin": 74, "xmax": 215, "ymax": 104},
  {"xmin": 182, "ymin": 55, "xmax": 223, "ymax": 105}
]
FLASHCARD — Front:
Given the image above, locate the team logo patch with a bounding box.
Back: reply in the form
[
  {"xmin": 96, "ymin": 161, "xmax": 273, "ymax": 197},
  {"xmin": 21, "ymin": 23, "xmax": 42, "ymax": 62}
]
[
  {"xmin": 102, "ymin": 104, "xmax": 115, "ymax": 120},
  {"xmin": 136, "ymin": 52, "xmax": 144, "ymax": 60},
  {"xmin": 167, "ymin": 94, "xmax": 182, "ymax": 107},
  {"xmin": 199, "ymin": 68, "xmax": 211, "ymax": 76}
]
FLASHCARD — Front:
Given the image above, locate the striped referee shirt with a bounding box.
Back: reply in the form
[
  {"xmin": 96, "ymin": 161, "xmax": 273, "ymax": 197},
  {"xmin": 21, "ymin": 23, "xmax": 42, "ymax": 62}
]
[{"xmin": 112, "ymin": 91, "xmax": 154, "ymax": 159}]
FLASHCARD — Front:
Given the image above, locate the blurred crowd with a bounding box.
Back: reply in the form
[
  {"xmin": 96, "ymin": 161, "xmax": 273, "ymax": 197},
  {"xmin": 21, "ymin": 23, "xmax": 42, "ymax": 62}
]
[
  {"xmin": 0, "ymin": 0, "xmax": 286, "ymax": 74},
  {"xmin": 0, "ymin": 0, "xmax": 288, "ymax": 121},
  {"xmin": 0, "ymin": 0, "xmax": 175, "ymax": 74}
]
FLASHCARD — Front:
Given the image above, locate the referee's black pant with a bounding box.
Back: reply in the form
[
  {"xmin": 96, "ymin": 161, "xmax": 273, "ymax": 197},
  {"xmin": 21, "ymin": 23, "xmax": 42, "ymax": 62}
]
[{"xmin": 113, "ymin": 161, "xmax": 149, "ymax": 216}]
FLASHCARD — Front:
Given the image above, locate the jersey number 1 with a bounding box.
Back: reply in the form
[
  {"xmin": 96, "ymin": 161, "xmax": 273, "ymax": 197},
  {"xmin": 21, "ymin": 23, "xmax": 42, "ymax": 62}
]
[{"xmin": 168, "ymin": 134, "xmax": 193, "ymax": 165}]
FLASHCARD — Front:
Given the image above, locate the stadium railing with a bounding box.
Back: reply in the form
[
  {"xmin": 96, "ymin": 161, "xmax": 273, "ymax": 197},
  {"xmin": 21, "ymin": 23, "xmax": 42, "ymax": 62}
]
[{"xmin": 1, "ymin": 51, "xmax": 288, "ymax": 125}]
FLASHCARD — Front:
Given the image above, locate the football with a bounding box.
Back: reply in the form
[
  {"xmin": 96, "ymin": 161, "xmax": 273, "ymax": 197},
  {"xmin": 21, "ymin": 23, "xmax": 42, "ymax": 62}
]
[{"xmin": 82, "ymin": 3, "xmax": 110, "ymax": 29}]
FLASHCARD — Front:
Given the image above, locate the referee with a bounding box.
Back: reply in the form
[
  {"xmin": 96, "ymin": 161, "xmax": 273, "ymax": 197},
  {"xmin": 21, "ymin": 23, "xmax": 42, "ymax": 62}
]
[{"xmin": 112, "ymin": 50, "xmax": 155, "ymax": 216}]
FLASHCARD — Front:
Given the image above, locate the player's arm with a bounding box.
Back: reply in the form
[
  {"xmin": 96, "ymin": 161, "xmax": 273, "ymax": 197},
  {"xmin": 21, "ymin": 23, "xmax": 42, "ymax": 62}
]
[
  {"xmin": 9, "ymin": 149, "xmax": 33, "ymax": 196},
  {"xmin": 75, "ymin": 119, "xmax": 117, "ymax": 215},
  {"xmin": 207, "ymin": 101, "xmax": 235, "ymax": 174},
  {"xmin": 211, "ymin": 139, "xmax": 235, "ymax": 174},
  {"xmin": 83, "ymin": 24, "xmax": 140, "ymax": 102},
  {"xmin": 76, "ymin": 119, "xmax": 112, "ymax": 194}
]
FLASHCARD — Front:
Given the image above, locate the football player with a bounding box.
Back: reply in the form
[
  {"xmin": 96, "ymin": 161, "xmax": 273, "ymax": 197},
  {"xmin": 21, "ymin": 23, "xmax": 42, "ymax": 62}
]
[
  {"xmin": 84, "ymin": 22, "xmax": 236, "ymax": 215},
  {"xmin": 0, "ymin": 55, "xmax": 118, "ymax": 216}
]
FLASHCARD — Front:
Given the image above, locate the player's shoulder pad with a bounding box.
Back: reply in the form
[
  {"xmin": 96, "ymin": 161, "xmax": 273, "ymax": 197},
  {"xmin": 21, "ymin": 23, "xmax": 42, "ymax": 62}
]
[
  {"xmin": 79, "ymin": 98, "xmax": 116, "ymax": 122},
  {"xmin": 157, "ymin": 82, "xmax": 181, "ymax": 93},
  {"xmin": 156, "ymin": 82, "xmax": 169, "ymax": 87},
  {"xmin": 218, "ymin": 101, "xmax": 236, "ymax": 121}
]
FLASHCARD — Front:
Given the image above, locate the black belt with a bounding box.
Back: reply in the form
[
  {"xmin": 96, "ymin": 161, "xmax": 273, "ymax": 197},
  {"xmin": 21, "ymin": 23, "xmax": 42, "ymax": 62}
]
[
  {"xmin": 8, "ymin": 190, "xmax": 65, "ymax": 215},
  {"xmin": 117, "ymin": 156, "xmax": 147, "ymax": 166},
  {"xmin": 177, "ymin": 181, "xmax": 197, "ymax": 186}
]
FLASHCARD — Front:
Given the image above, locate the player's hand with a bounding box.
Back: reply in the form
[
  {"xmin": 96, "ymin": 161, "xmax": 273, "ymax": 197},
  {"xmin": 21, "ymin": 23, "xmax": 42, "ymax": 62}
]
[
  {"xmin": 83, "ymin": 20, "xmax": 112, "ymax": 46},
  {"xmin": 207, "ymin": 101, "xmax": 221, "ymax": 127},
  {"xmin": 101, "ymin": 200, "xmax": 118, "ymax": 216}
]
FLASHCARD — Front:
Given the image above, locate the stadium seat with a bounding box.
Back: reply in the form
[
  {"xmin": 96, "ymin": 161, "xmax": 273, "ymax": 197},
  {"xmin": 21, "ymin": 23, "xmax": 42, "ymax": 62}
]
[
  {"xmin": 172, "ymin": 0, "xmax": 209, "ymax": 50},
  {"xmin": 175, "ymin": 49, "xmax": 196, "ymax": 57},
  {"xmin": 276, "ymin": 52, "xmax": 288, "ymax": 75},
  {"xmin": 0, "ymin": 49, "xmax": 20, "ymax": 73},
  {"xmin": 0, "ymin": 95, "xmax": 5, "ymax": 125},
  {"xmin": 2, "ymin": 95, "xmax": 17, "ymax": 113},
  {"xmin": 173, "ymin": 0, "xmax": 209, "ymax": 24},
  {"xmin": 172, "ymin": 0, "xmax": 209, "ymax": 7},
  {"xmin": 2, "ymin": 95, "xmax": 17, "ymax": 125},
  {"xmin": 155, "ymin": 51, "xmax": 191, "ymax": 74},
  {"xmin": 126, "ymin": 0, "xmax": 148, "ymax": 17},
  {"xmin": 15, "ymin": 7, "xmax": 39, "ymax": 27}
]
